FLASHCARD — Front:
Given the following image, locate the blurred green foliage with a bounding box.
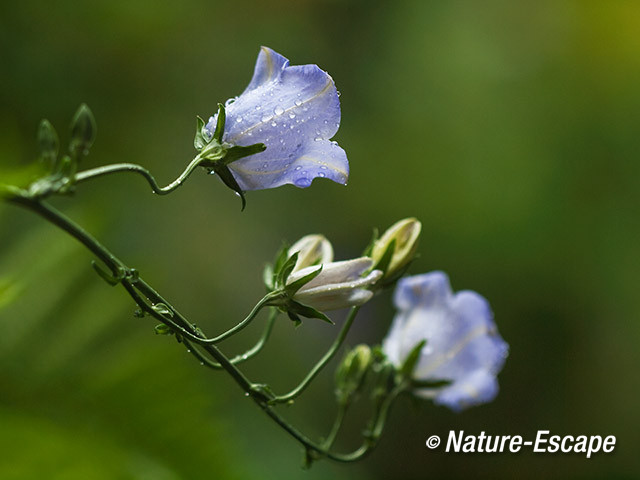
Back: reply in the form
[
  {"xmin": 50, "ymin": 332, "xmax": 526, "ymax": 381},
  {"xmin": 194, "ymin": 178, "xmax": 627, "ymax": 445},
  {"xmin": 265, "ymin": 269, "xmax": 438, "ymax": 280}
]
[{"xmin": 1, "ymin": 0, "xmax": 639, "ymax": 478}]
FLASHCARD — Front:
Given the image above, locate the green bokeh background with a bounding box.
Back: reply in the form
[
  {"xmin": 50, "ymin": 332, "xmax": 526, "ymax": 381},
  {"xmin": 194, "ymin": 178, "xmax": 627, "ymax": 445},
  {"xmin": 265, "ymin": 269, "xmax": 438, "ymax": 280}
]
[{"xmin": 1, "ymin": 1, "xmax": 639, "ymax": 478}]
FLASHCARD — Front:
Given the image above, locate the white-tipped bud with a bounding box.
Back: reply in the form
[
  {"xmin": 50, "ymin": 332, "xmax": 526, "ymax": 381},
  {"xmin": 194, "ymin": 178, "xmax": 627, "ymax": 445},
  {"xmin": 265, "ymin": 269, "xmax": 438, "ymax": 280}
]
[
  {"xmin": 288, "ymin": 234, "xmax": 334, "ymax": 273},
  {"xmin": 287, "ymin": 257, "xmax": 382, "ymax": 311},
  {"xmin": 370, "ymin": 218, "xmax": 422, "ymax": 281}
]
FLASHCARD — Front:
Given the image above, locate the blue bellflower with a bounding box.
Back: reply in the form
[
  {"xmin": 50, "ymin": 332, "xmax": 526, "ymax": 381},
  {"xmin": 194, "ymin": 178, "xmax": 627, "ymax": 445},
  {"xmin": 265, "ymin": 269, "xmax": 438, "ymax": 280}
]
[
  {"xmin": 383, "ymin": 272, "xmax": 508, "ymax": 412},
  {"xmin": 205, "ymin": 47, "xmax": 348, "ymax": 191}
]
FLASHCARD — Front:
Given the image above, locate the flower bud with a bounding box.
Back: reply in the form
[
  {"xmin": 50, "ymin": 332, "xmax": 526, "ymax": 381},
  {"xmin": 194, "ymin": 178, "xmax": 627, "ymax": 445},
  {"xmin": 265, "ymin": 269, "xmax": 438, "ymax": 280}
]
[
  {"xmin": 287, "ymin": 257, "xmax": 382, "ymax": 311},
  {"xmin": 288, "ymin": 234, "xmax": 334, "ymax": 273},
  {"xmin": 370, "ymin": 218, "xmax": 421, "ymax": 281},
  {"xmin": 69, "ymin": 103, "xmax": 96, "ymax": 158},
  {"xmin": 335, "ymin": 344, "xmax": 372, "ymax": 404}
]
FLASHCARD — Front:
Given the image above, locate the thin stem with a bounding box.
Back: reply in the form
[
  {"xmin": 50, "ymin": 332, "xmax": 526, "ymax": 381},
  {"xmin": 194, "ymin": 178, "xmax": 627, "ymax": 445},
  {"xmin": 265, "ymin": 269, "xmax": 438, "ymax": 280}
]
[
  {"xmin": 201, "ymin": 293, "xmax": 276, "ymax": 344},
  {"xmin": 270, "ymin": 306, "xmax": 360, "ymax": 404},
  {"xmin": 4, "ymin": 194, "xmax": 390, "ymax": 463},
  {"xmin": 322, "ymin": 402, "xmax": 349, "ymax": 451},
  {"xmin": 74, "ymin": 155, "xmax": 203, "ymax": 195},
  {"xmin": 185, "ymin": 308, "xmax": 278, "ymax": 370}
]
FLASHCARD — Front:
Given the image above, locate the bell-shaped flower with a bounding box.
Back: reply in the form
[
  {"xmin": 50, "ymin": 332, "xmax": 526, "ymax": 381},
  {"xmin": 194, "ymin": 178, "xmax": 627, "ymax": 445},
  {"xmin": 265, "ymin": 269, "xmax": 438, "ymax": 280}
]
[
  {"xmin": 288, "ymin": 234, "xmax": 334, "ymax": 274},
  {"xmin": 287, "ymin": 257, "xmax": 382, "ymax": 312},
  {"xmin": 382, "ymin": 271, "xmax": 508, "ymax": 412},
  {"xmin": 205, "ymin": 46, "xmax": 348, "ymax": 191}
]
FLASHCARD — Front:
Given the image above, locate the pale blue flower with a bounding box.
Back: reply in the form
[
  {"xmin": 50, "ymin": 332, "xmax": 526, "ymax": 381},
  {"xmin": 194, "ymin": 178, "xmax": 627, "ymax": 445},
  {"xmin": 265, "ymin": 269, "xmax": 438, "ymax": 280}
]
[
  {"xmin": 382, "ymin": 271, "xmax": 508, "ymax": 412},
  {"xmin": 205, "ymin": 47, "xmax": 348, "ymax": 191}
]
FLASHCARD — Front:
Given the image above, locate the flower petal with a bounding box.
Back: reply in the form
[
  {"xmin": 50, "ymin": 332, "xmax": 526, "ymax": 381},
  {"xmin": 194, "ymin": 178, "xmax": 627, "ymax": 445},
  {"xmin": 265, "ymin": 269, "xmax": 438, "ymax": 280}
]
[
  {"xmin": 223, "ymin": 64, "xmax": 340, "ymax": 147},
  {"xmin": 429, "ymin": 371, "xmax": 499, "ymax": 412},
  {"xmin": 242, "ymin": 46, "xmax": 289, "ymax": 93},
  {"xmin": 290, "ymin": 257, "xmax": 373, "ymax": 289},
  {"xmin": 393, "ymin": 271, "xmax": 453, "ymax": 311},
  {"xmin": 227, "ymin": 139, "xmax": 348, "ymax": 190}
]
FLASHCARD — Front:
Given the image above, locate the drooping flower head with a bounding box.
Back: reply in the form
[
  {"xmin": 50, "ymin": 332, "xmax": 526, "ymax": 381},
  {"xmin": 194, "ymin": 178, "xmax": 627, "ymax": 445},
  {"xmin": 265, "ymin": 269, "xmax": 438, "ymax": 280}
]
[
  {"xmin": 205, "ymin": 47, "xmax": 348, "ymax": 191},
  {"xmin": 382, "ymin": 271, "xmax": 508, "ymax": 411}
]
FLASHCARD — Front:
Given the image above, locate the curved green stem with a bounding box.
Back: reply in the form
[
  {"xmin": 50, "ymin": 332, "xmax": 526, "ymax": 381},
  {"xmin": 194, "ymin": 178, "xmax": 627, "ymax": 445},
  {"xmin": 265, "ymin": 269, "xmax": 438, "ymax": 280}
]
[
  {"xmin": 185, "ymin": 308, "xmax": 278, "ymax": 370},
  {"xmin": 74, "ymin": 155, "xmax": 203, "ymax": 195},
  {"xmin": 4, "ymin": 194, "xmax": 394, "ymax": 464},
  {"xmin": 270, "ymin": 306, "xmax": 360, "ymax": 404}
]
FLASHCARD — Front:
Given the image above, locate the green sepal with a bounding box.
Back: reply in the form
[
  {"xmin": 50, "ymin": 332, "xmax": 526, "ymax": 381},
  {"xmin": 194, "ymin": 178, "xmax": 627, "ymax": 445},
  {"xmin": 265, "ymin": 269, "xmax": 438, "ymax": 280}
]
[
  {"xmin": 284, "ymin": 265, "xmax": 322, "ymax": 296},
  {"xmin": 37, "ymin": 119, "xmax": 59, "ymax": 170},
  {"xmin": 212, "ymin": 103, "xmax": 226, "ymax": 143},
  {"xmin": 262, "ymin": 263, "xmax": 274, "ymax": 290},
  {"xmin": 154, "ymin": 324, "xmax": 174, "ymax": 335},
  {"xmin": 371, "ymin": 238, "xmax": 395, "ymax": 275},
  {"xmin": 276, "ymin": 252, "xmax": 298, "ymax": 289},
  {"xmin": 410, "ymin": 378, "xmax": 452, "ymax": 389},
  {"xmin": 264, "ymin": 243, "xmax": 289, "ymax": 291},
  {"xmin": 288, "ymin": 300, "xmax": 333, "ymax": 325},
  {"xmin": 222, "ymin": 143, "xmax": 267, "ymax": 166},
  {"xmin": 213, "ymin": 165, "xmax": 246, "ymax": 210},
  {"xmin": 287, "ymin": 310, "xmax": 302, "ymax": 327},
  {"xmin": 69, "ymin": 103, "xmax": 96, "ymax": 158},
  {"xmin": 193, "ymin": 115, "xmax": 208, "ymax": 150},
  {"xmin": 400, "ymin": 339, "xmax": 426, "ymax": 378},
  {"xmin": 362, "ymin": 228, "xmax": 379, "ymax": 256}
]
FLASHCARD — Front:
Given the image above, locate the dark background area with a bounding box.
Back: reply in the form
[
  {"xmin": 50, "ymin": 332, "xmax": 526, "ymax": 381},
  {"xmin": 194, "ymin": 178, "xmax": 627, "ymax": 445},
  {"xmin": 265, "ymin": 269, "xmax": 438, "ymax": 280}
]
[{"xmin": 1, "ymin": 1, "xmax": 639, "ymax": 478}]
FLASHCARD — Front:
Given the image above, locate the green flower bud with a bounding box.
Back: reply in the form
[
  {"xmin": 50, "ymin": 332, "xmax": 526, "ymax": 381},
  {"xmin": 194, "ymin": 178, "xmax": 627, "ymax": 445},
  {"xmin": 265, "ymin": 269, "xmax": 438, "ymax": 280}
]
[
  {"xmin": 370, "ymin": 218, "xmax": 421, "ymax": 282},
  {"xmin": 335, "ymin": 344, "xmax": 373, "ymax": 404},
  {"xmin": 37, "ymin": 119, "xmax": 59, "ymax": 169},
  {"xmin": 69, "ymin": 103, "xmax": 96, "ymax": 158},
  {"xmin": 288, "ymin": 234, "xmax": 334, "ymax": 273}
]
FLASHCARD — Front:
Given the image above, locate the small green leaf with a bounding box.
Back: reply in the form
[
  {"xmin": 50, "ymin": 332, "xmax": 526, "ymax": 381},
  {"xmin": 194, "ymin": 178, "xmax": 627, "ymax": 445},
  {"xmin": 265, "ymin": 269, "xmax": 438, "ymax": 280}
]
[
  {"xmin": 276, "ymin": 252, "xmax": 298, "ymax": 288},
  {"xmin": 223, "ymin": 143, "xmax": 267, "ymax": 165},
  {"xmin": 362, "ymin": 228, "xmax": 379, "ymax": 256},
  {"xmin": 284, "ymin": 265, "xmax": 322, "ymax": 295},
  {"xmin": 411, "ymin": 378, "xmax": 452, "ymax": 389},
  {"xmin": 194, "ymin": 115, "xmax": 207, "ymax": 150},
  {"xmin": 372, "ymin": 238, "xmax": 395, "ymax": 275},
  {"xmin": 287, "ymin": 310, "xmax": 302, "ymax": 327},
  {"xmin": 212, "ymin": 103, "xmax": 226, "ymax": 143},
  {"xmin": 289, "ymin": 300, "xmax": 333, "ymax": 324},
  {"xmin": 400, "ymin": 339, "xmax": 426, "ymax": 378},
  {"xmin": 154, "ymin": 324, "xmax": 174, "ymax": 335},
  {"xmin": 213, "ymin": 165, "xmax": 246, "ymax": 210}
]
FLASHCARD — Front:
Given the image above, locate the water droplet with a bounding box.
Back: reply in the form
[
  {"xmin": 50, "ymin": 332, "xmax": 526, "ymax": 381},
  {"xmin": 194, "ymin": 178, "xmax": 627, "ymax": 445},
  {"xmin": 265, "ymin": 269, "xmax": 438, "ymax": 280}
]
[
  {"xmin": 294, "ymin": 177, "xmax": 312, "ymax": 188},
  {"xmin": 274, "ymin": 106, "xmax": 284, "ymax": 116},
  {"xmin": 318, "ymin": 172, "xmax": 325, "ymax": 177},
  {"xmin": 225, "ymin": 96, "xmax": 238, "ymax": 106},
  {"xmin": 320, "ymin": 165, "xmax": 327, "ymax": 170},
  {"xmin": 314, "ymin": 137, "xmax": 322, "ymax": 141},
  {"xmin": 186, "ymin": 349, "xmax": 192, "ymax": 353},
  {"xmin": 261, "ymin": 115, "xmax": 271, "ymax": 123},
  {"xmin": 289, "ymin": 125, "xmax": 294, "ymax": 129},
  {"xmin": 200, "ymin": 361, "xmax": 205, "ymax": 366},
  {"xmin": 295, "ymin": 100, "xmax": 302, "ymax": 107},
  {"xmin": 324, "ymin": 120, "xmax": 328, "ymax": 124},
  {"xmin": 262, "ymin": 162, "xmax": 268, "ymax": 168},
  {"xmin": 235, "ymin": 117, "xmax": 243, "ymax": 123},
  {"xmin": 295, "ymin": 166, "xmax": 302, "ymax": 171},
  {"xmin": 289, "ymin": 113, "xmax": 296, "ymax": 119},
  {"xmin": 255, "ymin": 105, "xmax": 261, "ymax": 111},
  {"xmin": 271, "ymin": 121, "xmax": 277, "ymax": 127},
  {"xmin": 244, "ymin": 392, "xmax": 250, "ymax": 397}
]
